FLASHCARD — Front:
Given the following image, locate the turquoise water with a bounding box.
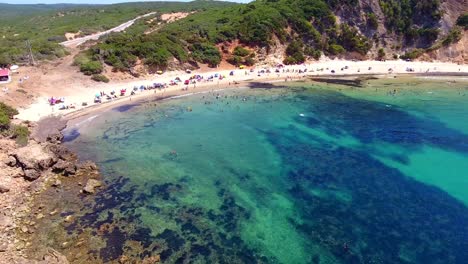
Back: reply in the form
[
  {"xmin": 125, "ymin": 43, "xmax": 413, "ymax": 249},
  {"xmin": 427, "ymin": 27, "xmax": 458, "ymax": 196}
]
[{"xmin": 64, "ymin": 79, "xmax": 468, "ymax": 263}]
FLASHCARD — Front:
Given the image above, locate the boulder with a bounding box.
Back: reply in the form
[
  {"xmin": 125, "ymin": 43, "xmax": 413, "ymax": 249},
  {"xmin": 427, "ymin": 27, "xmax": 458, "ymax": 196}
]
[
  {"xmin": 0, "ymin": 184, "xmax": 9, "ymax": 193},
  {"xmin": 13, "ymin": 143, "xmax": 55, "ymax": 171},
  {"xmin": 5, "ymin": 155, "xmax": 16, "ymax": 167},
  {"xmin": 24, "ymin": 169, "xmax": 41, "ymax": 181},
  {"xmin": 83, "ymin": 179, "xmax": 102, "ymax": 194},
  {"xmin": 78, "ymin": 161, "xmax": 99, "ymax": 171},
  {"xmin": 46, "ymin": 133, "xmax": 64, "ymax": 144},
  {"xmin": 52, "ymin": 160, "xmax": 76, "ymax": 176},
  {"xmin": 47, "ymin": 144, "xmax": 76, "ymax": 161}
]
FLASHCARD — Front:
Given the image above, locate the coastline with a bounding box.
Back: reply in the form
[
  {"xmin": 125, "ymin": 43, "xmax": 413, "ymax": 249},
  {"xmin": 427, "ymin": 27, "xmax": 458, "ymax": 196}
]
[
  {"xmin": 2, "ymin": 72, "xmax": 468, "ymax": 263},
  {"xmin": 15, "ymin": 60, "xmax": 468, "ymax": 122}
]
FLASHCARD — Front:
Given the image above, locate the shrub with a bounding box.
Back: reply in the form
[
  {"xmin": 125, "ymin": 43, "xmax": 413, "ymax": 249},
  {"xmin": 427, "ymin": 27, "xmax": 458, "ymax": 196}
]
[
  {"xmin": 377, "ymin": 48, "xmax": 386, "ymax": 60},
  {"xmin": 367, "ymin": 13, "xmax": 378, "ymax": 30},
  {"xmin": 0, "ymin": 112, "xmax": 10, "ymax": 130},
  {"xmin": 190, "ymin": 43, "xmax": 221, "ymax": 67},
  {"xmin": 9, "ymin": 125, "xmax": 30, "ymax": 146},
  {"xmin": 305, "ymin": 47, "xmax": 321, "ymax": 60},
  {"xmin": 328, "ymin": 44, "xmax": 345, "ymax": 55},
  {"xmin": 79, "ymin": 61, "xmax": 103, "ymax": 75},
  {"xmin": 456, "ymin": 13, "xmax": 468, "ymax": 29},
  {"xmin": 244, "ymin": 56, "xmax": 255, "ymax": 66},
  {"xmin": 227, "ymin": 55, "xmax": 243, "ymax": 66},
  {"xmin": 400, "ymin": 49, "xmax": 424, "ymax": 60},
  {"xmin": 0, "ymin": 102, "xmax": 19, "ymax": 118},
  {"xmin": 91, "ymin": 74, "xmax": 110, "ymax": 83},
  {"xmin": 233, "ymin": 46, "xmax": 250, "ymax": 57},
  {"xmin": 442, "ymin": 28, "xmax": 462, "ymax": 46},
  {"xmin": 284, "ymin": 41, "xmax": 305, "ymax": 64}
]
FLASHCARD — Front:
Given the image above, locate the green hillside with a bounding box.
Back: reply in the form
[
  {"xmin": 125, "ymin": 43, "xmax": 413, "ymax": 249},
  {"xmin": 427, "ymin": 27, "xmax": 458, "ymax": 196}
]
[
  {"xmin": 0, "ymin": 1, "xmax": 237, "ymax": 66},
  {"xmin": 77, "ymin": 0, "xmax": 465, "ymax": 75},
  {"xmin": 1, "ymin": 0, "xmax": 465, "ymax": 72}
]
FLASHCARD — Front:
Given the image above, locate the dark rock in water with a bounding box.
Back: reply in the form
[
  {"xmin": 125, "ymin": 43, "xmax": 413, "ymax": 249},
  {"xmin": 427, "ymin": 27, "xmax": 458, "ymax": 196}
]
[
  {"xmin": 24, "ymin": 169, "xmax": 41, "ymax": 181},
  {"xmin": 83, "ymin": 179, "xmax": 102, "ymax": 194},
  {"xmin": 78, "ymin": 161, "xmax": 99, "ymax": 171},
  {"xmin": 99, "ymin": 227, "xmax": 126, "ymax": 262},
  {"xmin": 0, "ymin": 184, "xmax": 10, "ymax": 193},
  {"xmin": 52, "ymin": 160, "xmax": 76, "ymax": 176}
]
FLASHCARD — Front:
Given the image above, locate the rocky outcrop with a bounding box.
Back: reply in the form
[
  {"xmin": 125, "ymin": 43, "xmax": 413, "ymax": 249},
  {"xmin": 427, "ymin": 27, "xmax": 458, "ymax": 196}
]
[
  {"xmin": 0, "ymin": 121, "xmax": 102, "ymax": 264},
  {"xmin": 52, "ymin": 160, "xmax": 76, "ymax": 176},
  {"xmin": 9, "ymin": 143, "xmax": 56, "ymax": 181},
  {"xmin": 83, "ymin": 179, "xmax": 102, "ymax": 194},
  {"xmin": 0, "ymin": 184, "xmax": 9, "ymax": 193}
]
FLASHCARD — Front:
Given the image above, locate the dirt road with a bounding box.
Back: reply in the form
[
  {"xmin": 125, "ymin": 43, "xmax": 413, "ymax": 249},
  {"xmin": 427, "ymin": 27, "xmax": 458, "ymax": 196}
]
[{"xmin": 60, "ymin": 12, "xmax": 156, "ymax": 48}]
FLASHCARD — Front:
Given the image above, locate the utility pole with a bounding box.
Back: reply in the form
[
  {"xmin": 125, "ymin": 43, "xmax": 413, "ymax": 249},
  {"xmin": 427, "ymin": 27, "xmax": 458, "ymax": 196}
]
[{"xmin": 25, "ymin": 40, "xmax": 36, "ymax": 66}]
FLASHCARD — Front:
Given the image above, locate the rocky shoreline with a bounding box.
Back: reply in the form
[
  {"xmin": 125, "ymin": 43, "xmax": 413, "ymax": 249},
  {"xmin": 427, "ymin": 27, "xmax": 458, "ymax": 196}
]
[{"xmin": 0, "ymin": 118, "xmax": 102, "ymax": 264}]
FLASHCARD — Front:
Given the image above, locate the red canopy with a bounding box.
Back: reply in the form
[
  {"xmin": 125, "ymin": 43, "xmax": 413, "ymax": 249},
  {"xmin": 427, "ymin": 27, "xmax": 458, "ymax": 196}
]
[{"xmin": 0, "ymin": 69, "xmax": 10, "ymax": 77}]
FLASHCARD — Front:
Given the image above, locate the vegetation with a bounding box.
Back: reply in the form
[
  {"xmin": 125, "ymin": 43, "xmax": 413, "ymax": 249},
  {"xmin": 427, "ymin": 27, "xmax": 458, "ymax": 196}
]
[
  {"xmin": 379, "ymin": 0, "xmax": 441, "ymax": 46},
  {"xmin": 91, "ymin": 74, "xmax": 110, "ymax": 83},
  {"xmin": 9, "ymin": 125, "xmax": 30, "ymax": 146},
  {"xmin": 0, "ymin": 1, "xmax": 236, "ymax": 66},
  {"xmin": 377, "ymin": 48, "xmax": 386, "ymax": 60},
  {"xmin": 456, "ymin": 13, "xmax": 468, "ymax": 29},
  {"xmin": 79, "ymin": 61, "xmax": 103, "ymax": 75},
  {"xmin": 227, "ymin": 46, "xmax": 255, "ymax": 66},
  {"xmin": 0, "ymin": 102, "xmax": 29, "ymax": 146},
  {"xmin": 367, "ymin": 13, "xmax": 379, "ymax": 30},
  {"xmin": 400, "ymin": 48, "xmax": 424, "ymax": 60},
  {"xmin": 0, "ymin": 0, "xmax": 459, "ymax": 71},
  {"xmin": 81, "ymin": 0, "xmax": 375, "ymax": 72},
  {"xmin": 442, "ymin": 27, "xmax": 462, "ymax": 46}
]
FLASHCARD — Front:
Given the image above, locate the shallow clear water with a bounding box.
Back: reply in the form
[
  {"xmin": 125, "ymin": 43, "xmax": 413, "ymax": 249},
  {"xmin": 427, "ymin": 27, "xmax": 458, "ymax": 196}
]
[{"xmin": 64, "ymin": 78, "xmax": 468, "ymax": 263}]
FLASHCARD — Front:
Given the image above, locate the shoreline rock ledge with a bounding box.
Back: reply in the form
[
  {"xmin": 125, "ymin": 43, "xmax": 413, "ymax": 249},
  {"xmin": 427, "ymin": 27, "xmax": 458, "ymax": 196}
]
[{"xmin": 0, "ymin": 117, "xmax": 101, "ymax": 264}]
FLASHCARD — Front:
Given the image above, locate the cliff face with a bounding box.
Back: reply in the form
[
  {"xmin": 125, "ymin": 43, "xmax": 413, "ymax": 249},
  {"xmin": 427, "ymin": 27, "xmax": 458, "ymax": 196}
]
[
  {"xmin": 426, "ymin": 32, "xmax": 467, "ymax": 63},
  {"xmin": 330, "ymin": 0, "xmax": 466, "ymax": 59}
]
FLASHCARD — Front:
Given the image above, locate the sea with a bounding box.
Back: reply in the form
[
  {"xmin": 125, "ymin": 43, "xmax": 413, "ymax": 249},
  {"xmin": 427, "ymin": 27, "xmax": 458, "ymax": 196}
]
[{"xmin": 60, "ymin": 77, "xmax": 468, "ymax": 263}]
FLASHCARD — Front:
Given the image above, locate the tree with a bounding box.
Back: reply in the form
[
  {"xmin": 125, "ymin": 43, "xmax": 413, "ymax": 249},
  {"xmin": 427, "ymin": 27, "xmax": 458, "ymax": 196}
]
[
  {"xmin": 79, "ymin": 61, "xmax": 103, "ymax": 75},
  {"xmin": 377, "ymin": 48, "xmax": 386, "ymax": 60}
]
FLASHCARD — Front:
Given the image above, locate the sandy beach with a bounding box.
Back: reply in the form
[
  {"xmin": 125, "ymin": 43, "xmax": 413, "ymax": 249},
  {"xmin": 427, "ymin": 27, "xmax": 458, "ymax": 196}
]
[{"xmin": 14, "ymin": 60, "xmax": 468, "ymax": 122}]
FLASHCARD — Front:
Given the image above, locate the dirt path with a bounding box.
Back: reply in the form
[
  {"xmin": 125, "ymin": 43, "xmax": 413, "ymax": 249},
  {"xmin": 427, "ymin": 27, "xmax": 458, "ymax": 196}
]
[{"xmin": 60, "ymin": 12, "xmax": 156, "ymax": 48}]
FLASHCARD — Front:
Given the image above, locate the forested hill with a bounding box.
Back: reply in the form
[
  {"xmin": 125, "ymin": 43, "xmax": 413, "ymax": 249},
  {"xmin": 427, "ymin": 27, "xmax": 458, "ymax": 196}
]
[
  {"xmin": 0, "ymin": 0, "xmax": 466, "ymax": 76},
  {"xmin": 0, "ymin": 1, "xmax": 237, "ymax": 66},
  {"xmin": 73, "ymin": 0, "xmax": 466, "ymax": 77}
]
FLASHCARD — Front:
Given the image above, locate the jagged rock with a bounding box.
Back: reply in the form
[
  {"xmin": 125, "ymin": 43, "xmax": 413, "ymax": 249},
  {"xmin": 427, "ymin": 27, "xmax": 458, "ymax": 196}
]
[
  {"xmin": 0, "ymin": 184, "xmax": 10, "ymax": 193},
  {"xmin": 51, "ymin": 179, "xmax": 61, "ymax": 187},
  {"xmin": 23, "ymin": 169, "xmax": 41, "ymax": 181},
  {"xmin": 0, "ymin": 242, "xmax": 8, "ymax": 252},
  {"xmin": 11, "ymin": 167, "xmax": 25, "ymax": 178},
  {"xmin": 6, "ymin": 156, "xmax": 16, "ymax": 167},
  {"xmin": 47, "ymin": 144, "xmax": 76, "ymax": 161},
  {"xmin": 64, "ymin": 215, "xmax": 73, "ymax": 222},
  {"xmin": 83, "ymin": 179, "xmax": 102, "ymax": 194},
  {"xmin": 13, "ymin": 143, "xmax": 55, "ymax": 171},
  {"xmin": 52, "ymin": 160, "xmax": 76, "ymax": 176},
  {"xmin": 39, "ymin": 247, "xmax": 69, "ymax": 264},
  {"xmin": 46, "ymin": 133, "xmax": 64, "ymax": 145},
  {"xmin": 78, "ymin": 161, "xmax": 99, "ymax": 171}
]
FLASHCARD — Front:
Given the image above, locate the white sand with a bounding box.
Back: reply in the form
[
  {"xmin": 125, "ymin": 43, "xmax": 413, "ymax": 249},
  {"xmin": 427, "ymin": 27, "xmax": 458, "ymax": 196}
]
[{"xmin": 15, "ymin": 60, "xmax": 468, "ymax": 122}]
